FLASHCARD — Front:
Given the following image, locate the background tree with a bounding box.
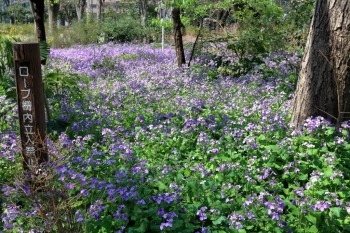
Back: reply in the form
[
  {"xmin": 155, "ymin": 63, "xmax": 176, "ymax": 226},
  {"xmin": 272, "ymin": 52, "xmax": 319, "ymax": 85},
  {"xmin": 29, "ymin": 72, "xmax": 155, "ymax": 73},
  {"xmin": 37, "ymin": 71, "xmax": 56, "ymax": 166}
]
[
  {"xmin": 139, "ymin": 0, "xmax": 147, "ymax": 26},
  {"xmin": 73, "ymin": 0, "xmax": 86, "ymax": 21},
  {"xmin": 5, "ymin": 4, "xmax": 31, "ymax": 24},
  {"xmin": 29, "ymin": 0, "xmax": 47, "ymax": 65},
  {"xmin": 172, "ymin": 7, "xmax": 185, "ymax": 67},
  {"xmin": 97, "ymin": 0, "xmax": 103, "ymax": 20},
  {"xmin": 48, "ymin": 0, "xmax": 60, "ymax": 34},
  {"xmin": 169, "ymin": 0, "xmax": 233, "ymax": 67},
  {"xmin": 291, "ymin": 0, "xmax": 350, "ymax": 129}
]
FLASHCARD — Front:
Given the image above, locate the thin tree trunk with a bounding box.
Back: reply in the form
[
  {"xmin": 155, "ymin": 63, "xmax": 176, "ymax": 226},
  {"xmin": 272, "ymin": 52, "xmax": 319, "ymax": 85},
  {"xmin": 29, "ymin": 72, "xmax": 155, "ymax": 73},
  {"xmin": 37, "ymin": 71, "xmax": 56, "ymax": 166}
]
[
  {"xmin": 218, "ymin": 9, "xmax": 231, "ymax": 30},
  {"xmin": 74, "ymin": 0, "xmax": 86, "ymax": 21},
  {"xmin": 97, "ymin": 0, "xmax": 103, "ymax": 20},
  {"xmin": 188, "ymin": 18, "xmax": 203, "ymax": 67},
  {"xmin": 48, "ymin": 0, "xmax": 60, "ymax": 35},
  {"xmin": 86, "ymin": 0, "xmax": 93, "ymax": 21},
  {"xmin": 58, "ymin": 12, "xmax": 65, "ymax": 26},
  {"xmin": 291, "ymin": 0, "xmax": 350, "ymax": 129},
  {"xmin": 139, "ymin": 0, "xmax": 147, "ymax": 27},
  {"xmin": 172, "ymin": 7, "xmax": 185, "ymax": 67}
]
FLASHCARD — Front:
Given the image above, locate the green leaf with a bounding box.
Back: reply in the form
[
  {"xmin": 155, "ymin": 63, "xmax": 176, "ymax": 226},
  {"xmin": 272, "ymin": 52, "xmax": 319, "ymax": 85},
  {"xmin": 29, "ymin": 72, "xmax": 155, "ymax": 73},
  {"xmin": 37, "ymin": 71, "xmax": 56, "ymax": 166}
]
[
  {"xmin": 39, "ymin": 40, "xmax": 50, "ymax": 61},
  {"xmin": 156, "ymin": 181, "xmax": 168, "ymax": 191},
  {"xmin": 137, "ymin": 220, "xmax": 148, "ymax": 233},
  {"xmin": 305, "ymin": 214, "xmax": 317, "ymax": 225},
  {"xmin": 308, "ymin": 225, "xmax": 318, "ymax": 233},
  {"xmin": 324, "ymin": 167, "xmax": 333, "ymax": 178},
  {"xmin": 172, "ymin": 219, "xmax": 184, "ymax": 229},
  {"xmin": 212, "ymin": 216, "xmax": 226, "ymax": 225},
  {"xmin": 329, "ymin": 207, "xmax": 341, "ymax": 218},
  {"xmin": 298, "ymin": 174, "xmax": 308, "ymax": 180}
]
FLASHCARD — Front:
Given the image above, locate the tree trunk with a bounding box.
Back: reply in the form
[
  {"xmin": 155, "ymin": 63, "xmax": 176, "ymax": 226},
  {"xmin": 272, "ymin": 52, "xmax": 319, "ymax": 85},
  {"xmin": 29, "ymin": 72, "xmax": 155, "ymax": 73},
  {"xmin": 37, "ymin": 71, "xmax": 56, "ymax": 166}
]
[
  {"xmin": 48, "ymin": 0, "xmax": 60, "ymax": 35},
  {"xmin": 172, "ymin": 7, "xmax": 185, "ymax": 67},
  {"xmin": 217, "ymin": 9, "xmax": 231, "ymax": 30},
  {"xmin": 10, "ymin": 16, "xmax": 15, "ymax": 24},
  {"xmin": 74, "ymin": 0, "xmax": 86, "ymax": 21},
  {"xmin": 58, "ymin": 12, "xmax": 65, "ymax": 26},
  {"xmin": 86, "ymin": 0, "xmax": 93, "ymax": 21},
  {"xmin": 291, "ymin": 0, "xmax": 350, "ymax": 129},
  {"xmin": 139, "ymin": 0, "xmax": 147, "ymax": 27},
  {"xmin": 97, "ymin": 0, "xmax": 103, "ymax": 20},
  {"xmin": 30, "ymin": 0, "xmax": 47, "ymax": 65}
]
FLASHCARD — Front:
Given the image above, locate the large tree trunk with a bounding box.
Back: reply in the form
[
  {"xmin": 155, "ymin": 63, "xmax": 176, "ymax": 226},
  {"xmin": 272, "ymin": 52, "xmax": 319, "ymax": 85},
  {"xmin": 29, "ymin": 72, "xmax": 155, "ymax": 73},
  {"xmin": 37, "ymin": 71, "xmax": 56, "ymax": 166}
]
[
  {"xmin": 291, "ymin": 0, "xmax": 350, "ymax": 129},
  {"xmin": 30, "ymin": 0, "xmax": 47, "ymax": 65},
  {"xmin": 48, "ymin": 0, "xmax": 60, "ymax": 34},
  {"xmin": 172, "ymin": 7, "xmax": 185, "ymax": 67}
]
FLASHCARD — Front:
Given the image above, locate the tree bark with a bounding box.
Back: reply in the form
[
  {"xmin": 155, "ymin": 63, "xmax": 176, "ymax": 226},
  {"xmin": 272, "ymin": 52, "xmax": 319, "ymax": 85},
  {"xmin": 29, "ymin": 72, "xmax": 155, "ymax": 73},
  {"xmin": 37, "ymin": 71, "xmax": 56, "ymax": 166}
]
[
  {"xmin": 58, "ymin": 11, "xmax": 65, "ymax": 26},
  {"xmin": 86, "ymin": 0, "xmax": 93, "ymax": 21},
  {"xmin": 29, "ymin": 0, "xmax": 47, "ymax": 65},
  {"xmin": 139, "ymin": 0, "xmax": 147, "ymax": 27},
  {"xmin": 217, "ymin": 9, "xmax": 231, "ymax": 30},
  {"xmin": 188, "ymin": 17, "xmax": 203, "ymax": 67},
  {"xmin": 97, "ymin": 0, "xmax": 103, "ymax": 20},
  {"xmin": 291, "ymin": 0, "xmax": 350, "ymax": 129},
  {"xmin": 48, "ymin": 0, "xmax": 60, "ymax": 34},
  {"xmin": 172, "ymin": 7, "xmax": 185, "ymax": 67},
  {"xmin": 74, "ymin": 0, "xmax": 86, "ymax": 21}
]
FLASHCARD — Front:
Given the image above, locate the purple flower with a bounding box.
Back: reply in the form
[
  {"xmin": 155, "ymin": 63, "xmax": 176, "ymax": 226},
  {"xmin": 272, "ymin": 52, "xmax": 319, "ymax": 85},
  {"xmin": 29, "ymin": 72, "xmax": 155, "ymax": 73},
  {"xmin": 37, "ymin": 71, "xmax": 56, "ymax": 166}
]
[
  {"xmin": 270, "ymin": 211, "xmax": 279, "ymax": 220},
  {"xmin": 88, "ymin": 199, "xmax": 104, "ymax": 220},
  {"xmin": 80, "ymin": 189, "xmax": 89, "ymax": 196},
  {"xmin": 195, "ymin": 227, "xmax": 208, "ymax": 233},
  {"xmin": 160, "ymin": 221, "xmax": 172, "ymax": 230},
  {"xmin": 157, "ymin": 208, "xmax": 165, "ymax": 216},
  {"xmin": 294, "ymin": 188, "xmax": 304, "ymax": 197},
  {"xmin": 228, "ymin": 211, "xmax": 245, "ymax": 229},
  {"xmin": 197, "ymin": 206, "xmax": 208, "ymax": 221},
  {"xmin": 160, "ymin": 211, "xmax": 177, "ymax": 230},
  {"xmin": 247, "ymin": 212, "xmax": 256, "ymax": 220},
  {"xmin": 136, "ymin": 199, "xmax": 146, "ymax": 205},
  {"xmin": 75, "ymin": 210, "xmax": 84, "ymax": 222},
  {"xmin": 1, "ymin": 204, "xmax": 21, "ymax": 230},
  {"xmin": 315, "ymin": 201, "xmax": 331, "ymax": 212}
]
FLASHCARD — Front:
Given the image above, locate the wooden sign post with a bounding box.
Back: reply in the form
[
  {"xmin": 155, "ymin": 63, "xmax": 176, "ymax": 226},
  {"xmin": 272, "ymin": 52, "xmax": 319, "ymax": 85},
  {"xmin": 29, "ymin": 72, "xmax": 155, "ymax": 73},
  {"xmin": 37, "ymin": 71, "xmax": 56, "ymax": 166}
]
[{"xmin": 13, "ymin": 42, "xmax": 48, "ymax": 171}]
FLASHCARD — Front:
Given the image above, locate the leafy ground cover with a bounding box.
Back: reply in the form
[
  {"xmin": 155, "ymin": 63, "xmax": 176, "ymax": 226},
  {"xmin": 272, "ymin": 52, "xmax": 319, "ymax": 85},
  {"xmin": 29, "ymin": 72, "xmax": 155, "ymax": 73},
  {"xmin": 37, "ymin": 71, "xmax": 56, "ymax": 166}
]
[{"xmin": 1, "ymin": 43, "xmax": 350, "ymax": 233}]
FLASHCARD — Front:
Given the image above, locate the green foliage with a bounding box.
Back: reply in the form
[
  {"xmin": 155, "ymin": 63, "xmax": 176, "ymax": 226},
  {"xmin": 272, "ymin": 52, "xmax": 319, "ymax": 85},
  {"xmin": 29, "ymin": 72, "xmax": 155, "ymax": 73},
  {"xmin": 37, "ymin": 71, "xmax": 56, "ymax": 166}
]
[
  {"xmin": 39, "ymin": 41, "xmax": 50, "ymax": 62},
  {"xmin": 224, "ymin": 0, "xmax": 284, "ymax": 74},
  {"xmin": 66, "ymin": 19, "xmax": 101, "ymax": 45},
  {"xmin": 42, "ymin": 68, "xmax": 90, "ymax": 138},
  {"xmin": 4, "ymin": 4, "xmax": 32, "ymax": 24},
  {"xmin": 1, "ymin": 44, "xmax": 350, "ymax": 232},
  {"xmin": 98, "ymin": 15, "xmax": 147, "ymax": 43},
  {"xmin": 0, "ymin": 36, "xmax": 16, "ymax": 99},
  {"xmin": 0, "ymin": 23, "xmax": 36, "ymax": 41},
  {"xmin": 282, "ymin": 0, "xmax": 315, "ymax": 51},
  {"xmin": 191, "ymin": 0, "xmax": 314, "ymax": 76},
  {"xmin": 50, "ymin": 14, "xmax": 160, "ymax": 46}
]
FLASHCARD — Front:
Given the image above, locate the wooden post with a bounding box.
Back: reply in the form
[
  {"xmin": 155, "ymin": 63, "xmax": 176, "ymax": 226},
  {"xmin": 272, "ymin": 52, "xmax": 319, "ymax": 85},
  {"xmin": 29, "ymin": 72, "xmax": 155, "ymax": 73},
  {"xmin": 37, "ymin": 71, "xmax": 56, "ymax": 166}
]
[{"xmin": 13, "ymin": 42, "xmax": 48, "ymax": 171}]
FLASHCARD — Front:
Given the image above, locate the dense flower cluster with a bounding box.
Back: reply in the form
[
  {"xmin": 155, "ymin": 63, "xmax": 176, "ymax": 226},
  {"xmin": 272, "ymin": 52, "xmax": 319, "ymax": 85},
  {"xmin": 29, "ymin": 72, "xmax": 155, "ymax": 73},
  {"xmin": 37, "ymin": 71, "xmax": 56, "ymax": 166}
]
[{"xmin": 0, "ymin": 43, "xmax": 349, "ymax": 232}]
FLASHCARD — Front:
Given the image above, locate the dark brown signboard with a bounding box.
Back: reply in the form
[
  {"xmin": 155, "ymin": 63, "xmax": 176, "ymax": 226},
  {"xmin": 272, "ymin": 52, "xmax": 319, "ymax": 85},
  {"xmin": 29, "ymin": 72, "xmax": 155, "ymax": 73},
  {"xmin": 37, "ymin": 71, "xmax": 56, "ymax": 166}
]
[{"xmin": 13, "ymin": 42, "xmax": 48, "ymax": 171}]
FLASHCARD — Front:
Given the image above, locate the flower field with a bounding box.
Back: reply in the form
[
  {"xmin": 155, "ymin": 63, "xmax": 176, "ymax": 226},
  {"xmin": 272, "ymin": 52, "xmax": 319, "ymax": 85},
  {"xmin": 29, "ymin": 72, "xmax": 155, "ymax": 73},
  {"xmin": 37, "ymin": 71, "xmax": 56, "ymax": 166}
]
[{"xmin": 1, "ymin": 43, "xmax": 350, "ymax": 233}]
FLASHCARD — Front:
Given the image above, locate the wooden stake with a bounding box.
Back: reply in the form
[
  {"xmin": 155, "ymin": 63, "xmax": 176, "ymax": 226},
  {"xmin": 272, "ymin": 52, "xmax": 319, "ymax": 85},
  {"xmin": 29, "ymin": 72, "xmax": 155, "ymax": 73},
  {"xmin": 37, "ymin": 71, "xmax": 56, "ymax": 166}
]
[{"xmin": 13, "ymin": 42, "xmax": 48, "ymax": 171}]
